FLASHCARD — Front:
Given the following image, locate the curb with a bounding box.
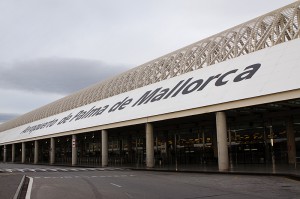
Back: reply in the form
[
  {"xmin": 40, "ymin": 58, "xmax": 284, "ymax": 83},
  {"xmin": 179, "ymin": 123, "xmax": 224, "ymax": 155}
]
[
  {"xmin": 13, "ymin": 175, "xmax": 26, "ymax": 199},
  {"xmin": 130, "ymin": 168, "xmax": 300, "ymax": 181}
]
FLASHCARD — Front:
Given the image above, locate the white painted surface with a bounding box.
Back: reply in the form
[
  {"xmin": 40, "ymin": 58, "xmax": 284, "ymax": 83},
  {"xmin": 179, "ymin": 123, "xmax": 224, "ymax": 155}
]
[{"xmin": 25, "ymin": 177, "xmax": 33, "ymax": 199}]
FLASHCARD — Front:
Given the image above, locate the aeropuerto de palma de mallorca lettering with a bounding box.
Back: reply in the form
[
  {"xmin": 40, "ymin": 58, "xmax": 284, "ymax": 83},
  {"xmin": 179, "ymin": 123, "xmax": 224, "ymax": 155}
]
[{"xmin": 1, "ymin": 2, "xmax": 300, "ymax": 173}]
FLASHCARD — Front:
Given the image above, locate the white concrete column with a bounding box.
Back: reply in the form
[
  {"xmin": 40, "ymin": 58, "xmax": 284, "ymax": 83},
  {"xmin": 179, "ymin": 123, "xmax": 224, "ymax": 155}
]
[
  {"xmin": 50, "ymin": 137, "xmax": 55, "ymax": 165},
  {"xmin": 212, "ymin": 133, "xmax": 218, "ymax": 158},
  {"xmin": 72, "ymin": 135, "xmax": 77, "ymax": 166},
  {"xmin": 286, "ymin": 118, "xmax": 296, "ymax": 165},
  {"xmin": 146, "ymin": 123, "xmax": 154, "ymax": 168},
  {"xmin": 22, "ymin": 142, "xmax": 26, "ymax": 163},
  {"xmin": 12, "ymin": 144, "xmax": 15, "ymax": 163},
  {"xmin": 3, "ymin": 145, "xmax": 7, "ymax": 163},
  {"xmin": 102, "ymin": 130, "xmax": 108, "ymax": 167},
  {"xmin": 216, "ymin": 112, "xmax": 229, "ymax": 171},
  {"xmin": 34, "ymin": 140, "xmax": 39, "ymax": 164}
]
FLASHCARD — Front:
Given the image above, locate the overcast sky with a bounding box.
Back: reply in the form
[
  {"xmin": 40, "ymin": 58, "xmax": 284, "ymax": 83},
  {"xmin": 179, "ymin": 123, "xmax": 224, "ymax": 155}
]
[{"xmin": 0, "ymin": 0, "xmax": 295, "ymax": 123}]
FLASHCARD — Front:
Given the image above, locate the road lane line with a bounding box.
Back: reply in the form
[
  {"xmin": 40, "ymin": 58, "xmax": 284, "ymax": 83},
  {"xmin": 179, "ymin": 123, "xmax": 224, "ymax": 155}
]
[
  {"xmin": 26, "ymin": 177, "xmax": 33, "ymax": 199},
  {"xmin": 125, "ymin": 192, "xmax": 134, "ymax": 198},
  {"xmin": 110, "ymin": 183, "xmax": 122, "ymax": 188}
]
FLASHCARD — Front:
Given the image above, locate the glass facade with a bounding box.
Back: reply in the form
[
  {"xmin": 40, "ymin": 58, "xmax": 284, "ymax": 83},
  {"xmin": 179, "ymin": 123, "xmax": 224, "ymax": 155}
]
[
  {"xmin": 55, "ymin": 136, "xmax": 72, "ymax": 165},
  {"xmin": 38, "ymin": 139, "xmax": 50, "ymax": 164}
]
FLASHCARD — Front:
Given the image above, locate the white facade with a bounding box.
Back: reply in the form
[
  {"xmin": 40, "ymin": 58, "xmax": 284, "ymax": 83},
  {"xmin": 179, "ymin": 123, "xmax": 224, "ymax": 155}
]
[{"xmin": 0, "ymin": 39, "xmax": 299, "ymax": 144}]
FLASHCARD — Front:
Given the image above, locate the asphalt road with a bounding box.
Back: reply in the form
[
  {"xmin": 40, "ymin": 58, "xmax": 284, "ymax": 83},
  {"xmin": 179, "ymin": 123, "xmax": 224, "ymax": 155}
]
[
  {"xmin": 1, "ymin": 163, "xmax": 300, "ymax": 199},
  {"xmin": 26, "ymin": 170, "xmax": 300, "ymax": 199},
  {"xmin": 0, "ymin": 173, "xmax": 24, "ymax": 199}
]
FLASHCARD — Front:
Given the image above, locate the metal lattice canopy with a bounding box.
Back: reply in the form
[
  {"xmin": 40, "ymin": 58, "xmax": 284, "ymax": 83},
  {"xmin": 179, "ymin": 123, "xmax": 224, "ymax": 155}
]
[{"xmin": 1, "ymin": 1, "xmax": 300, "ymax": 133}]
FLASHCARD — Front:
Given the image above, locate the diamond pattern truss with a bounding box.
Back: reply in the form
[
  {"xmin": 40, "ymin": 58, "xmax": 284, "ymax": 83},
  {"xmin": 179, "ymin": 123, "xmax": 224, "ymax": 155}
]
[{"xmin": 1, "ymin": 1, "xmax": 300, "ymax": 132}]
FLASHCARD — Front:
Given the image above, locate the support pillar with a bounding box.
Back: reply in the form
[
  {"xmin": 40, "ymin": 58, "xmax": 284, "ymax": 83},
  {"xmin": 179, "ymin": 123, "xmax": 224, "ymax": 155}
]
[
  {"xmin": 22, "ymin": 142, "xmax": 26, "ymax": 163},
  {"xmin": 216, "ymin": 112, "xmax": 229, "ymax": 171},
  {"xmin": 50, "ymin": 137, "xmax": 55, "ymax": 165},
  {"xmin": 286, "ymin": 118, "xmax": 296, "ymax": 165},
  {"xmin": 102, "ymin": 130, "xmax": 108, "ymax": 167},
  {"xmin": 72, "ymin": 135, "xmax": 77, "ymax": 166},
  {"xmin": 34, "ymin": 140, "xmax": 39, "ymax": 164},
  {"xmin": 12, "ymin": 144, "xmax": 15, "ymax": 163},
  {"xmin": 146, "ymin": 123, "xmax": 154, "ymax": 168},
  {"xmin": 3, "ymin": 145, "xmax": 7, "ymax": 163}
]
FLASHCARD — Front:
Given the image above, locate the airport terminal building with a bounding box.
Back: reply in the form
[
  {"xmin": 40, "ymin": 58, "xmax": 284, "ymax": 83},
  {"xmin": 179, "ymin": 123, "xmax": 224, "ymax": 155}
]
[{"xmin": 0, "ymin": 2, "xmax": 300, "ymax": 171}]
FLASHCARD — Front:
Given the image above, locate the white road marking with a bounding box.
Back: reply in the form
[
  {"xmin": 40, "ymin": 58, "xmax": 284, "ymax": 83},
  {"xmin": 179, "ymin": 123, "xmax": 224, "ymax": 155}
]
[
  {"xmin": 0, "ymin": 167, "xmax": 125, "ymax": 173},
  {"xmin": 27, "ymin": 174, "xmax": 136, "ymax": 180},
  {"xmin": 125, "ymin": 192, "xmax": 134, "ymax": 198},
  {"xmin": 25, "ymin": 177, "xmax": 33, "ymax": 199},
  {"xmin": 110, "ymin": 183, "xmax": 122, "ymax": 188}
]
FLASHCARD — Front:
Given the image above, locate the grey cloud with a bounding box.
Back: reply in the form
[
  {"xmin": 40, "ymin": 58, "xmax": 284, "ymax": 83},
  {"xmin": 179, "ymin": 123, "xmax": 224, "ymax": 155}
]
[
  {"xmin": 0, "ymin": 58, "xmax": 130, "ymax": 94},
  {"xmin": 0, "ymin": 113, "xmax": 19, "ymax": 123},
  {"xmin": 0, "ymin": 1, "xmax": 293, "ymax": 66}
]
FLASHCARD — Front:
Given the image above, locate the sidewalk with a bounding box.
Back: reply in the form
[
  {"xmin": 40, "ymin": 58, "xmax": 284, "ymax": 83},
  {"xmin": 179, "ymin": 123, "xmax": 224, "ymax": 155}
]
[
  {"xmin": 130, "ymin": 163, "xmax": 300, "ymax": 180},
  {"xmin": 1, "ymin": 162, "xmax": 300, "ymax": 180}
]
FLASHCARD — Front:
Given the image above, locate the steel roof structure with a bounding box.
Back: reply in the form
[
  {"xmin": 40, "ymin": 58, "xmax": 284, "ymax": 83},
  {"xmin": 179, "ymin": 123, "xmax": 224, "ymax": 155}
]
[{"xmin": 0, "ymin": 1, "xmax": 299, "ymax": 132}]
